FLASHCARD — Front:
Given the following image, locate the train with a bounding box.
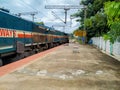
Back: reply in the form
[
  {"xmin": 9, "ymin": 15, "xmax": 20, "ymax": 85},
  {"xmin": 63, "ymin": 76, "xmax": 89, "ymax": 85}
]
[{"xmin": 0, "ymin": 9, "xmax": 69, "ymax": 66}]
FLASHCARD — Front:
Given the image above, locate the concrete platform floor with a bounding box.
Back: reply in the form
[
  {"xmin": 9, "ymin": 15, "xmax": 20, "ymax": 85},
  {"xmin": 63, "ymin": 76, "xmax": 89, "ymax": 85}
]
[{"xmin": 0, "ymin": 43, "xmax": 120, "ymax": 90}]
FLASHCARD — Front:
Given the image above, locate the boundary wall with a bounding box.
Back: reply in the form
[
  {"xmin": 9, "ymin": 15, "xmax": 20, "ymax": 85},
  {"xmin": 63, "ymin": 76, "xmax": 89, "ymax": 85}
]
[{"xmin": 92, "ymin": 37, "xmax": 120, "ymax": 57}]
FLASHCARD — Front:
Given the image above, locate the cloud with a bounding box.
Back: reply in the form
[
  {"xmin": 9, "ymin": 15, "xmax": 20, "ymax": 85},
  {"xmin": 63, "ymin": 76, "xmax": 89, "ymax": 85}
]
[{"xmin": 0, "ymin": 0, "xmax": 81, "ymax": 33}]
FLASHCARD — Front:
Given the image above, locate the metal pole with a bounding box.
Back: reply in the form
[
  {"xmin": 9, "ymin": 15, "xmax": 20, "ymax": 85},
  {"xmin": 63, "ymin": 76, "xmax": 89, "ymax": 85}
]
[
  {"xmin": 31, "ymin": 14, "xmax": 35, "ymax": 22},
  {"xmin": 64, "ymin": 8, "xmax": 69, "ymax": 24},
  {"xmin": 84, "ymin": 6, "xmax": 87, "ymax": 30},
  {"xmin": 63, "ymin": 26, "xmax": 65, "ymax": 33},
  {"xmin": 65, "ymin": 9, "xmax": 67, "ymax": 24},
  {"xmin": 84, "ymin": 6, "xmax": 87, "ymax": 44},
  {"xmin": 70, "ymin": 15, "xmax": 74, "ymax": 27}
]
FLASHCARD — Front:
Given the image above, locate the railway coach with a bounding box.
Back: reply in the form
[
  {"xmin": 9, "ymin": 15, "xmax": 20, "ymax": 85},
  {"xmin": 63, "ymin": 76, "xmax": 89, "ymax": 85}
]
[{"xmin": 0, "ymin": 9, "xmax": 69, "ymax": 66}]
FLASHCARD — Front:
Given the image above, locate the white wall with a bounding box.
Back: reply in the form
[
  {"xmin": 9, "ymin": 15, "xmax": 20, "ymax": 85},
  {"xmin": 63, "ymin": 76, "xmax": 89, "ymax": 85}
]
[{"xmin": 92, "ymin": 37, "xmax": 120, "ymax": 56}]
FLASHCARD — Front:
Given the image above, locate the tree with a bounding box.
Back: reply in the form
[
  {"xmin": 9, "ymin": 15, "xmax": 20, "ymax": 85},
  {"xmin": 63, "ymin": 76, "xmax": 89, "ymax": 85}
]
[
  {"xmin": 104, "ymin": 1, "xmax": 120, "ymax": 43},
  {"xmin": 36, "ymin": 22, "xmax": 44, "ymax": 25},
  {"xmin": 72, "ymin": 0, "xmax": 112, "ymax": 42}
]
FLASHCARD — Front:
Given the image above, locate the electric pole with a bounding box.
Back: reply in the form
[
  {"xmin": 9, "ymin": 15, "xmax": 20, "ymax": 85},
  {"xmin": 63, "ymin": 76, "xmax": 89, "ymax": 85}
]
[
  {"xmin": 45, "ymin": 5, "xmax": 84, "ymax": 24},
  {"xmin": 17, "ymin": 11, "xmax": 38, "ymax": 22},
  {"xmin": 84, "ymin": 6, "xmax": 87, "ymax": 44},
  {"xmin": 70, "ymin": 15, "xmax": 75, "ymax": 27},
  {"xmin": 31, "ymin": 13, "xmax": 36, "ymax": 22},
  {"xmin": 84, "ymin": 6, "xmax": 87, "ymax": 31}
]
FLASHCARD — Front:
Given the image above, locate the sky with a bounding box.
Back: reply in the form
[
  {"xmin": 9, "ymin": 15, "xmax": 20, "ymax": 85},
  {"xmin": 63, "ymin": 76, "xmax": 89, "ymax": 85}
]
[{"xmin": 0, "ymin": 0, "xmax": 81, "ymax": 33}]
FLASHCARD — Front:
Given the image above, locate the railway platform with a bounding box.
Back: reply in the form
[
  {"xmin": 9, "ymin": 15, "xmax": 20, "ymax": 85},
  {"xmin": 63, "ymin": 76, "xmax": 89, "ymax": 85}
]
[{"xmin": 0, "ymin": 43, "xmax": 120, "ymax": 90}]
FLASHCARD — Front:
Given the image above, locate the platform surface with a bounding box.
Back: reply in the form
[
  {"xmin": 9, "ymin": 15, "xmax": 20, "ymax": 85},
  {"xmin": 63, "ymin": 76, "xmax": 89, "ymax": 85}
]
[{"xmin": 0, "ymin": 43, "xmax": 120, "ymax": 90}]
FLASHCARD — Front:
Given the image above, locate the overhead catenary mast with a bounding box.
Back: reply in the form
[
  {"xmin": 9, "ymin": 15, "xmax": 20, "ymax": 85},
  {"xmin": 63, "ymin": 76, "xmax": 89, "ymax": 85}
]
[
  {"xmin": 45, "ymin": 5, "xmax": 85, "ymax": 24},
  {"xmin": 17, "ymin": 11, "xmax": 38, "ymax": 22}
]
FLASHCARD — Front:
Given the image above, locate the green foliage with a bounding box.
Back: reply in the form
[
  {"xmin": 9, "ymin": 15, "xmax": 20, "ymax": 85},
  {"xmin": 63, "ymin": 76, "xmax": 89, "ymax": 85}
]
[
  {"xmin": 72, "ymin": 0, "xmax": 110, "ymax": 42},
  {"xmin": 36, "ymin": 22, "xmax": 44, "ymax": 25},
  {"xmin": 73, "ymin": 0, "xmax": 120, "ymax": 43},
  {"xmin": 104, "ymin": 1, "xmax": 120, "ymax": 26},
  {"xmin": 104, "ymin": 1, "xmax": 120, "ymax": 43},
  {"xmin": 84, "ymin": 18, "xmax": 92, "ymax": 27},
  {"xmin": 85, "ymin": 11, "xmax": 108, "ymax": 39},
  {"xmin": 103, "ymin": 34, "xmax": 110, "ymax": 41}
]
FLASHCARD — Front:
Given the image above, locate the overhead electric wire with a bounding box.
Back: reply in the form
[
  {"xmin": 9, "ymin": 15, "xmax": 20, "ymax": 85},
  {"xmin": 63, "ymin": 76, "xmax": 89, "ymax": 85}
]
[
  {"xmin": 51, "ymin": 11, "xmax": 65, "ymax": 24},
  {"xmin": 18, "ymin": 0, "xmax": 52, "ymax": 21},
  {"xmin": 20, "ymin": 0, "xmax": 38, "ymax": 11},
  {"xmin": 20, "ymin": 0, "xmax": 45, "ymax": 17},
  {"xmin": 13, "ymin": 0, "xmax": 57, "ymax": 22},
  {"xmin": 34, "ymin": 0, "xmax": 57, "ymax": 20}
]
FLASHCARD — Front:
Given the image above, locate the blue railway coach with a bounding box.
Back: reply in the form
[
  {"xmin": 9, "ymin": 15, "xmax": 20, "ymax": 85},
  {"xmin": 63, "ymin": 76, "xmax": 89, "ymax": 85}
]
[{"xmin": 0, "ymin": 9, "xmax": 69, "ymax": 66}]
